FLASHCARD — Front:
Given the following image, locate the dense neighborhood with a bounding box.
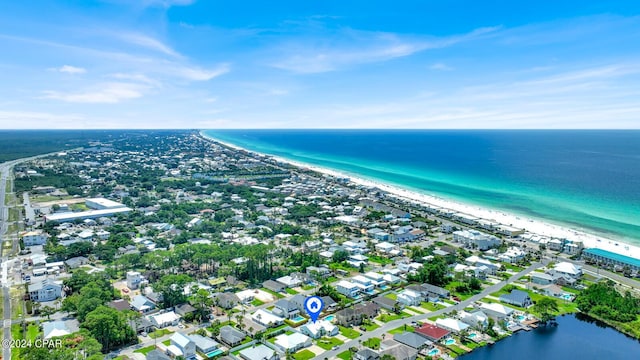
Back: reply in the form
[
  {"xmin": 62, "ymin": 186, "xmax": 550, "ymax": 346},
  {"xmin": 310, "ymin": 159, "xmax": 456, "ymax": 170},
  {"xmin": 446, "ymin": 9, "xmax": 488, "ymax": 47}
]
[{"xmin": 0, "ymin": 130, "xmax": 638, "ymax": 360}]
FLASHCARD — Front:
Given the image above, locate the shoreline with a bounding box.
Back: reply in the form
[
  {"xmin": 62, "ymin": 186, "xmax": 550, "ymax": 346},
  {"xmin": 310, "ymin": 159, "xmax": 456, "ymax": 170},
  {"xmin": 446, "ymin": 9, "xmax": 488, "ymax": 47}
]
[{"xmin": 198, "ymin": 130, "xmax": 640, "ymax": 260}]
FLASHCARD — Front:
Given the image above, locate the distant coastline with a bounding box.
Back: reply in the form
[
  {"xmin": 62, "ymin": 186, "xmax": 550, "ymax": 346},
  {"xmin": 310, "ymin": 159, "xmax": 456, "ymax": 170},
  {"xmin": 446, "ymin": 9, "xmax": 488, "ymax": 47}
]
[{"xmin": 199, "ymin": 130, "xmax": 640, "ymax": 261}]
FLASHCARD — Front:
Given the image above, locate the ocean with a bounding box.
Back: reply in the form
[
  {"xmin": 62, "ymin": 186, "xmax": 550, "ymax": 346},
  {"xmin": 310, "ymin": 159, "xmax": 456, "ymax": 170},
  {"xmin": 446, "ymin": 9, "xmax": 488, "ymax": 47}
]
[{"xmin": 201, "ymin": 130, "xmax": 640, "ymax": 244}]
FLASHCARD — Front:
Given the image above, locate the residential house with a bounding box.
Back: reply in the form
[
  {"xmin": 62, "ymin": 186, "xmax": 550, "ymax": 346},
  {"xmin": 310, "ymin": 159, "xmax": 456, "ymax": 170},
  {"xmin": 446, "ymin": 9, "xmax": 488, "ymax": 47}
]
[
  {"xmin": 43, "ymin": 321, "xmax": 71, "ymax": 339},
  {"xmin": 479, "ymin": 302, "xmax": 515, "ymax": 321},
  {"xmin": 168, "ymin": 333, "xmax": 196, "ymax": 360},
  {"xmin": 272, "ymin": 299, "xmax": 300, "ymax": 320},
  {"xmin": 435, "ymin": 318, "xmax": 470, "ymax": 333},
  {"xmin": 149, "ymin": 311, "xmax": 180, "ymax": 328},
  {"xmin": 263, "ymin": 279, "xmax": 286, "ymax": 293},
  {"xmin": 397, "ymin": 289, "xmax": 422, "ymax": 306},
  {"xmin": 252, "ymin": 309, "xmax": 284, "ymax": 327},
  {"xmin": 300, "ymin": 319, "xmax": 338, "ymax": 339},
  {"xmin": 393, "ymin": 332, "xmax": 433, "ymax": 350},
  {"xmin": 274, "ymin": 332, "xmax": 312, "ymax": 353},
  {"xmin": 355, "ymin": 348, "xmax": 381, "ymax": 360},
  {"xmin": 131, "ymin": 295, "xmax": 156, "ymax": 313},
  {"xmin": 28, "ymin": 279, "xmax": 62, "ymax": 302},
  {"xmin": 415, "ymin": 324, "xmax": 450, "ymax": 342},
  {"xmin": 499, "ymin": 290, "xmax": 533, "ymax": 308},
  {"xmin": 336, "ymin": 280, "xmax": 360, "ymax": 298},
  {"xmin": 239, "ymin": 344, "xmax": 278, "ymax": 360},
  {"xmin": 190, "ymin": 334, "xmax": 219, "ymax": 355},
  {"xmin": 219, "ymin": 325, "xmax": 245, "ymax": 347}
]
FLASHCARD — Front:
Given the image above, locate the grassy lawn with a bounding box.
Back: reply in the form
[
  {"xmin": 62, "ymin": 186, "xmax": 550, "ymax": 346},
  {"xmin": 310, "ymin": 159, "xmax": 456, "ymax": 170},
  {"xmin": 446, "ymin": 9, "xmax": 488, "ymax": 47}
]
[
  {"xmin": 251, "ymin": 298, "xmax": 265, "ymax": 306},
  {"xmin": 337, "ymin": 350, "xmax": 352, "ymax": 360},
  {"xmin": 364, "ymin": 337, "xmax": 381, "ymax": 350},
  {"xmin": 368, "ymin": 255, "xmax": 393, "ymax": 265},
  {"xmin": 26, "ymin": 323, "xmax": 40, "ymax": 341},
  {"xmin": 363, "ymin": 322, "xmax": 380, "ymax": 331},
  {"xmin": 285, "ymin": 288, "xmax": 299, "ymax": 295},
  {"xmin": 377, "ymin": 311, "xmax": 411, "ymax": 323},
  {"xmin": 420, "ymin": 302, "xmax": 445, "ymax": 311},
  {"xmin": 293, "ymin": 349, "xmax": 315, "ymax": 360},
  {"xmin": 149, "ymin": 328, "xmax": 173, "ymax": 339},
  {"xmin": 134, "ymin": 345, "xmax": 157, "ymax": 355},
  {"xmin": 389, "ymin": 324, "xmax": 415, "ymax": 335},
  {"xmin": 339, "ymin": 326, "xmax": 360, "ymax": 339},
  {"xmin": 316, "ymin": 336, "xmax": 344, "ymax": 350},
  {"xmin": 385, "ymin": 293, "xmax": 398, "ymax": 300}
]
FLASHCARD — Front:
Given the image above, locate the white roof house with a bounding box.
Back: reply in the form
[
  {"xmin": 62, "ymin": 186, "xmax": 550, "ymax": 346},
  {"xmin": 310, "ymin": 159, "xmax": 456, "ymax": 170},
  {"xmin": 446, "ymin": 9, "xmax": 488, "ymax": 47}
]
[
  {"xmin": 436, "ymin": 318, "xmax": 471, "ymax": 333},
  {"xmin": 43, "ymin": 321, "xmax": 71, "ymax": 339},
  {"xmin": 300, "ymin": 319, "xmax": 338, "ymax": 339},
  {"xmin": 251, "ymin": 309, "xmax": 284, "ymax": 327},
  {"xmin": 274, "ymin": 332, "xmax": 312, "ymax": 352},
  {"xmin": 553, "ymin": 262, "xmax": 582, "ymax": 277}
]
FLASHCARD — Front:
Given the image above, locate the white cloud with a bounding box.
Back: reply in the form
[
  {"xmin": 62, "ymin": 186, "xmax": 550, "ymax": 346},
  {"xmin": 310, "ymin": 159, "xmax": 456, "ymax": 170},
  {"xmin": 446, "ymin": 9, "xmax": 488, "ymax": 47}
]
[
  {"xmin": 54, "ymin": 65, "xmax": 87, "ymax": 74},
  {"xmin": 175, "ymin": 64, "xmax": 230, "ymax": 81},
  {"xmin": 42, "ymin": 82, "xmax": 148, "ymax": 103},
  {"xmin": 271, "ymin": 26, "xmax": 500, "ymax": 74},
  {"xmin": 429, "ymin": 63, "xmax": 453, "ymax": 71}
]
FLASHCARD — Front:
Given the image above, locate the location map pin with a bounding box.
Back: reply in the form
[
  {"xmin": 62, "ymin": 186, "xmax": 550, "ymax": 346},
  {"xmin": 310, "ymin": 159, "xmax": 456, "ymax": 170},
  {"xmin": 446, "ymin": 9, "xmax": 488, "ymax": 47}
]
[{"xmin": 304, "ymin": 296, "xmax": 324, "ymax": 323}]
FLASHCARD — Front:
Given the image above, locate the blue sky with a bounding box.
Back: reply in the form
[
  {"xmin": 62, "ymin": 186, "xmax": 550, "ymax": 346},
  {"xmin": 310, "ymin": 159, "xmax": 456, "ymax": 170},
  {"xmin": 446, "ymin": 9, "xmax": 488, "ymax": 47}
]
[{"xmin": 1, "ymin": 0, "xmax": 639, "ymax": 129}]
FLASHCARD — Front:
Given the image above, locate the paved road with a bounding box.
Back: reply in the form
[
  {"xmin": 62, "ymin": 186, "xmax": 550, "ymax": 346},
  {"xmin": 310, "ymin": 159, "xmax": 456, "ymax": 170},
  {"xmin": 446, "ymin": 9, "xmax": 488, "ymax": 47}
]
[
  {"xmin": 314, "ymin": 262, "xmax": 545, "ymax": 360},
  {"xmin": 0, "ymin": 151, "xmax": 71, "ymax": 360}
]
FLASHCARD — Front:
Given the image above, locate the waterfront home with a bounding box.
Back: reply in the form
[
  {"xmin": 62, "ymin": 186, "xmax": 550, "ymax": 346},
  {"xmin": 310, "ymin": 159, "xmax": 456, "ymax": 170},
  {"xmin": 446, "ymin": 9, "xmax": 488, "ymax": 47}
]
[
  {"xmin": 355, "ymin": 348, "xmax": 381, "ymax": 360},
  {"xmin": 272, "ymin": 299, "xmax": 301, "ymax": 320},
  {"xmin": 479, "ymin": 302, "xmax": 515, "ymax": 321},
  {"xmin": 436, "ymin": 318, "xmax": 471, "ymax": 333},
  {"xmin": 300, "ymin": 319, "xmax": 338, "ymax": 339},
  {"xmin": 415, "ymin": 324, "xmax": 451, "ymax": 342},
  {"xmin": 149, "ymin": 311, "xmax": 180, "ymax": 328},
  {"xmin": 500, "ymin": 289, "xmax": 533, "ymax": 308},
  {"xmin": 397, "ymin": 289, "xmax": 422, "ymax": 306},
  {"xmin": 459, "ymin": 310, "xmax": 489, "ymax": 329},
  {"xmin": 393, "ymin": 332, "xmax": 433, "ymax": 350},
  {"xmin": 336, "ymin": 280, "xmax": 360, "ymax": 298},
  {"xmin": 168, "ymin": 332, "xmax": 196, "ymax": 360},
  {"xmin": 252, "ymin": 309, "xmax": 284, "ymax": 327},
  {"xmin": 219, "ymin": 325, "xmax": 245, "ymax": 347},
  {"xmin": 274, "ymin": 332, "xmax": 312, "ymax": 353},
  {"xmin": 239, "ymin": 344, "xmax": 278, "ymax": 360}
]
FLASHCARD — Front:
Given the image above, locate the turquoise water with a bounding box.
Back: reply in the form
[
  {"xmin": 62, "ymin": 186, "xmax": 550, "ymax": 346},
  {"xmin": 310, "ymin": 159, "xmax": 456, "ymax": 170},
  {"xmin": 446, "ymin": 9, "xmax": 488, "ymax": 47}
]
[{"xmin": 201, "ymin": 130, "xmax": 640, "ymax": 245}]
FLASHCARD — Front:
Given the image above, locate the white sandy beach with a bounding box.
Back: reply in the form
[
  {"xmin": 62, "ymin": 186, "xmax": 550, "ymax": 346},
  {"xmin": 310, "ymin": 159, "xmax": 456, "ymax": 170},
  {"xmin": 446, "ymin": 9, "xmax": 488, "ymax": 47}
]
[{"xmin": 200, "ymin": 131, "xmax": 640, "ymax": 260}]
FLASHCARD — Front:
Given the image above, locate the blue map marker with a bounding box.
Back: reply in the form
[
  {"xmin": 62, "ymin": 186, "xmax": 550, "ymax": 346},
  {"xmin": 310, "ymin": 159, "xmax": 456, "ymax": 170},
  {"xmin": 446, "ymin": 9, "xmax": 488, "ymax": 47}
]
[{"xmin": 304, "ymin": 296, "xmax": 324, "ymax": 323}]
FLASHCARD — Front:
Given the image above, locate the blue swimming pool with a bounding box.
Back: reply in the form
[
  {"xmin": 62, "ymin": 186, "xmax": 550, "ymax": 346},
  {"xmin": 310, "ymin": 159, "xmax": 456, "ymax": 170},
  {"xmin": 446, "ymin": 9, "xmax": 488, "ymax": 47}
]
[{"xmin": 206, "ymin": 349, "xmax": 224, "ymax": 358}]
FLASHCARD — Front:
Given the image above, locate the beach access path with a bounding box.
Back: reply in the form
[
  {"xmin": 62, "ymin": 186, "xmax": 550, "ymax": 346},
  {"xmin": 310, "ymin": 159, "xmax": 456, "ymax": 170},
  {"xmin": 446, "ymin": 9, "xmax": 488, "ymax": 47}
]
[{"xmin": 314, "ymin": 261, "xmax": 546, "ymax": 360}]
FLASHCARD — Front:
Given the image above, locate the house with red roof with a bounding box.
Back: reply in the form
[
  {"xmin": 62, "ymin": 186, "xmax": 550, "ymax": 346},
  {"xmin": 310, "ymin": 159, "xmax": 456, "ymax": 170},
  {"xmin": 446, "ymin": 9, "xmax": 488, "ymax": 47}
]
[{"xmin": 415, "ymin": 323, "xmax": 451, "ymax": 342}]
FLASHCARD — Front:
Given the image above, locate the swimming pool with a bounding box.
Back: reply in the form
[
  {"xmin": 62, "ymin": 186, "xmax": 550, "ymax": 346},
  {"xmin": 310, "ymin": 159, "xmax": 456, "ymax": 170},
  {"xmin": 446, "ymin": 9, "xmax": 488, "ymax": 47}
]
[
  {"xmin": 293, "ymin": 315, "xmax": 306, "ymax": 322},
  {"xmin": 324, "ymin": 315, "xmax": 335, "ymax": 321},
  {"xmin": 445, "ymin": 338, "xmax": 455, "ymax": 345},
  {"xmin": 206, "ymin": 349, "xmax": 224, "ymax": 358},
  {"xmin": 428, "ymin": 348, "xmax": 440, "ymax": 356}
]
